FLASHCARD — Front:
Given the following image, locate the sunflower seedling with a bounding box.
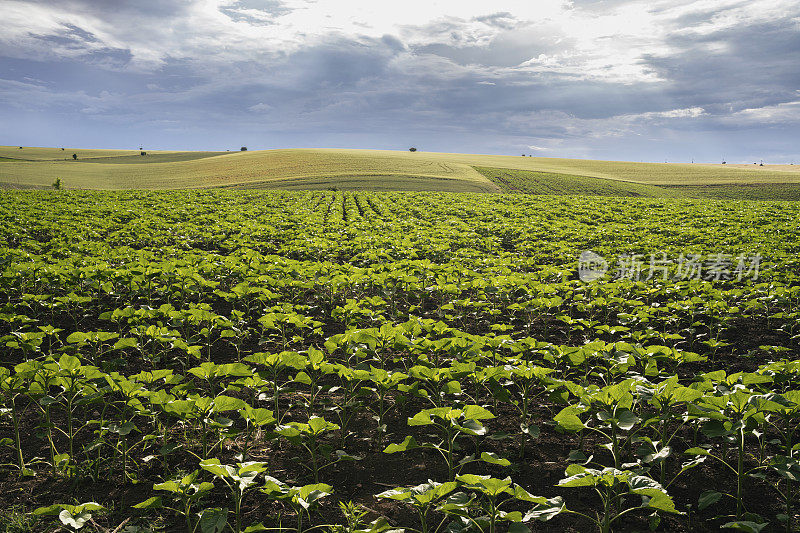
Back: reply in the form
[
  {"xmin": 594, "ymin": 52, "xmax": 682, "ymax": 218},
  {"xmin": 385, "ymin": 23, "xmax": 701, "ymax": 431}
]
[
  {"xmin": 199, "ymin": 459, "xmax": 269, "ymax": 533},
  {"xmin": 384, "ymin": 405, "xmax": 498, "ymax": 480},
  {"xmin": 133, "ymin": 470, "xmax": 213, "ymax": 533}
]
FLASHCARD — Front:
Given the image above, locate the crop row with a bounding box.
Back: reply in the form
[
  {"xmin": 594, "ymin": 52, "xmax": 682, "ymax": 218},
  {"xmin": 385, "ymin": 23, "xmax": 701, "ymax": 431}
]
[{"xmin": 1, "ymin": 190, "xmax": 799, "ymax": 532}]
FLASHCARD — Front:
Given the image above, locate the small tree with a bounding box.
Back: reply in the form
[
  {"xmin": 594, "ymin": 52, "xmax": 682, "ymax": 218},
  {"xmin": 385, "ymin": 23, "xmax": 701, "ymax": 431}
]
[
  {"xmin": 52, "ymin": 178, "xmax": 62, "ymax": 190},
  {"xmin": 409, "ymin": 147, "xmax": 417, "ymax": 152},
  {"xmin": 241, "ymin": 146, "xmax": 248, "ymax": 151},
  {"xmin": 72, "ymin": 153, "xmax": 77, "ymax": 160}
]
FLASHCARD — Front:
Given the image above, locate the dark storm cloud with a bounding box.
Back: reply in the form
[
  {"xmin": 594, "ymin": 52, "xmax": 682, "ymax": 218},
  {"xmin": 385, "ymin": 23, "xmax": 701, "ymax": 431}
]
[
  {"xmin": 645, "ymin": 17, "xmax": 800, "ymax": 115},
  {"xmin": 33, "ymin": 23, "xmax": 99, "ymax": 46},
  {"xmin": 278, "ymin": 36, "xmax": 401, "ymax": 89},
  {"xmin": 412, "ymin": 26, "xmax": 571, "ymax": 68},
  {"xmin": 1, "ymin": 0, "xmax": 799, "ymax": 161}
]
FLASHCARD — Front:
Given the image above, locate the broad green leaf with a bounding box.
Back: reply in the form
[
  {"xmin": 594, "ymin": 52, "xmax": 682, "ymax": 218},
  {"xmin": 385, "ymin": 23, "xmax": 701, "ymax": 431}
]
[
  {"xmin": 480, "ymin": 452, "xmax": 511, "ymax": 466},
  {"xmin": 698, "ymin": 490, "xmax": 723, "ymax": 510},
  {"xmin": 213, "ymin": 395, "xmax": 248, "ymax": 412},
  {"xmin": 721, "ymin": 521, "xmax": 767, "ymax": 532},
  {"xmin": 616, "ymin": 409, "xmax": 639, "ymax": 430},
  {"xmin": 462, "ymin": 404, "xmax": 495, "ymax": 420},
  {"xmin": 133, "ymin": 496, "xmax": 163, "ymax": 509},
  {"xmin": 384, "ymin": 436, "xmax": 418, "ymax": 453},
  {"xmin": 685, "ymin": 447, "xmax": 712, "ymax": 456},
  {"xmin": 554, "ymin": 407, "xmax": 585, "ymax": 432},
  {"xmin": 66, "ymin": 332, "xmax": 88, "ymax": 344},
  {"xmin": 198, "ymin": 508, "xmax": 228, "ymax": 533},
  {"xmin": 58, "ymin": 354, "xmax": 81, "ymax": 371},
  {"xmin": 522, "ymin": 496, "xmax": 565, "ymax": 522}
]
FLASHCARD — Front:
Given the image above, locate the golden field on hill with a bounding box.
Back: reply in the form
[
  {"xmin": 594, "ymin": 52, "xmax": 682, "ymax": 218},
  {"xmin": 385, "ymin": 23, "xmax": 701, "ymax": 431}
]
[{"xmin": 2, "ymin": 146, "xmax": 800, "ymax": 193}]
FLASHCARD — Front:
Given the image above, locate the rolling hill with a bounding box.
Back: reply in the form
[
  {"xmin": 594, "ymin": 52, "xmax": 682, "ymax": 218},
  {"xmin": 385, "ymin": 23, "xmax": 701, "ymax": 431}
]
[{"xmin": 2, "ymin": 146, "xmax": 800, "ymax": 198}]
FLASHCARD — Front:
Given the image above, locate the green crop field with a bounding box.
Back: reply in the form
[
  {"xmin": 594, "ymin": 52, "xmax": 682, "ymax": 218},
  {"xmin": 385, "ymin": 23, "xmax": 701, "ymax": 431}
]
[
  {"xmin": 474, "ymin": 167, "xmax": 800, "ymax": 201},
  {"xmin": 4, "ymin": 146, "xmax": 800, "ymax": 198},
  {"xmin": 2, "ymin": 189, "xmax": 800, "ymax": 532}
]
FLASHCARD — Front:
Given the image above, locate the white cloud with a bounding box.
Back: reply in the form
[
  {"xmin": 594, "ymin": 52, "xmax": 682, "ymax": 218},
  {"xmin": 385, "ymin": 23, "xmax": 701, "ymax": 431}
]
[
  {"xmin": 249, "ymin": 102, "xmax": 273, "ymax": 112},
  {"xmin": 728, "ymin": 101, "xmax": 800, "ymax": 124},
  {"xmin": 635, "ymin": 107, "xmax": 707, "ymax": 119},
  {"xmin": 0, "ymin": 0, "xmax": 689, "ymax": 80}
]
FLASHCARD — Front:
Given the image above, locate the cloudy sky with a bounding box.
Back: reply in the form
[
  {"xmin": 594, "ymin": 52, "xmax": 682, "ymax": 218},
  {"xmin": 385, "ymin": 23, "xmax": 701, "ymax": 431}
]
[{"xmin": 1, "ymin": 0, "xmax": 799, "ymax": 162}]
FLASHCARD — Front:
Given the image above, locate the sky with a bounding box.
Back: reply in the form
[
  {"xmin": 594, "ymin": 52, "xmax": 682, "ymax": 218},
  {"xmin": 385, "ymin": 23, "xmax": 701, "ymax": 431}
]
[{"xmin": 1, "ymin": 0, "xmax": 799, "ymax": 163}]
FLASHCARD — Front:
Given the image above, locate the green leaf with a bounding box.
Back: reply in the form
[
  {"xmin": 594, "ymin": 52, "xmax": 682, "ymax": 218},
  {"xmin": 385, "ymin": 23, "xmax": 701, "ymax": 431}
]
[
  {"xmin": 113, "ymin": 338, "xmax": 138, "ymax": 350},
  {"xmin": 721, "ymin": 521, "xmax": 768, "ymax": 532},
  {"xmin": 153, "ymin": 481, "xmax": 180, "ymax": 493},
  {"xmin": 455, "ymin": 475, "xmax": 512, "ymax": 497},
  {"xmin": 520, "ymin": 423, "xmax": 540, "ymax": 438},
  {"xmin": 649, "ymin": 512, "xmax": 661, "ymax": 531},
  {"xmin": 162, "ymin": 399, "xmax": 196, "ymax": 417},
  {"xmin": 558, "ymin": 471, "xmax": 597, "ymax": 488},
  {"xmin": 108, "ymin": 421, "xmax": 136, "ymax": 436},
  {"xmin": 443, "ymin": 380, "xmax": 462, "ymax": 394},
  {"xmin": 73, "ymin": 502, "xmax": 105, "ymax": 513},
  {"xmin": 308, "ymin": 416, "xmax": 338, "ymax": 434},
  {"xmin": 33, "ymin": 504, "xmax": 65, "ymax": 516},
  {"xmin": 512, "ymin": 485, "xmax": 547, "ymax": 504},
  {"xmin": 384, "ymin": 436, "xmax": 418, "ymax": 453},
  {"xmin": 554, "ymin": 407, "xmax": 585, "ymax": 432},
  {"xmin": 522, "ymin": 497, "xmax": 565, "ymax": 522},
  {"xmin": 462, "ymin": 404, "xmax": 495, "ymax": 420},
  {"xmin": 436, "ymin": 491, "xmax": 473, "ymax": 512},
  {"xmin": 198, "ymin": 508, "xmax": 228, "ymax": 533},
  {"xmin": 702, "ymin": 420, "xmax": 732, "ymax": 437},
  {"xmin": 66, "ymin": 332, "xmax": 89, "ymax": 344},
  {"xmin": 275, "ymin": 424, "xmax": 302, "ymax": 438},
  {"xmin": 58, "ymin": 354, "xmax": 81, "ymax": 371},
  {"xmin": 241, "ymin": 407, "xmax": 276, "ymax": 427},
  {"xmin": 218, "ymin": 363, "xmax": 253, "ymax": 377},
  {"xmin": 408, "ymin": 411, "xmax": 433, "ymax": 426},
  {"xmin": 133, "ymin": 496, "xmax": 163, "ymax": 509},
  {"xmin": 295, "ymin": 483, "xmax": 333, "ymax": 508},
  {"xmin": 616, "ymin": 409, "xmax": 639, "ymax": 430},
  {"xmin": 685, "ymin": 447, "xmax": 712, "ymax": 456},
  {"xmin": 200, "ymin": 458, "xmax": 235, "ymax": 479},
  {"xmin": 294, "ymin": 371, "xmax": 312, "ymax": 385},
  {"xmin": 213, "ymin": 395, "xmax": 247, "ymax": 412},
  {"xmin": 698, "ymin": 490, "xmax": 723, "ymax": 510},
  {"xmin": 640, "ymin": 489, "xmax": 678, "ymax": 514},
  {"xmin": 456, "ymin": 419, "xmax": 487, "ymax": 436},
  {"xmin": 480, "ymin": 452, "xmax": 511, "ymax": 466}
]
